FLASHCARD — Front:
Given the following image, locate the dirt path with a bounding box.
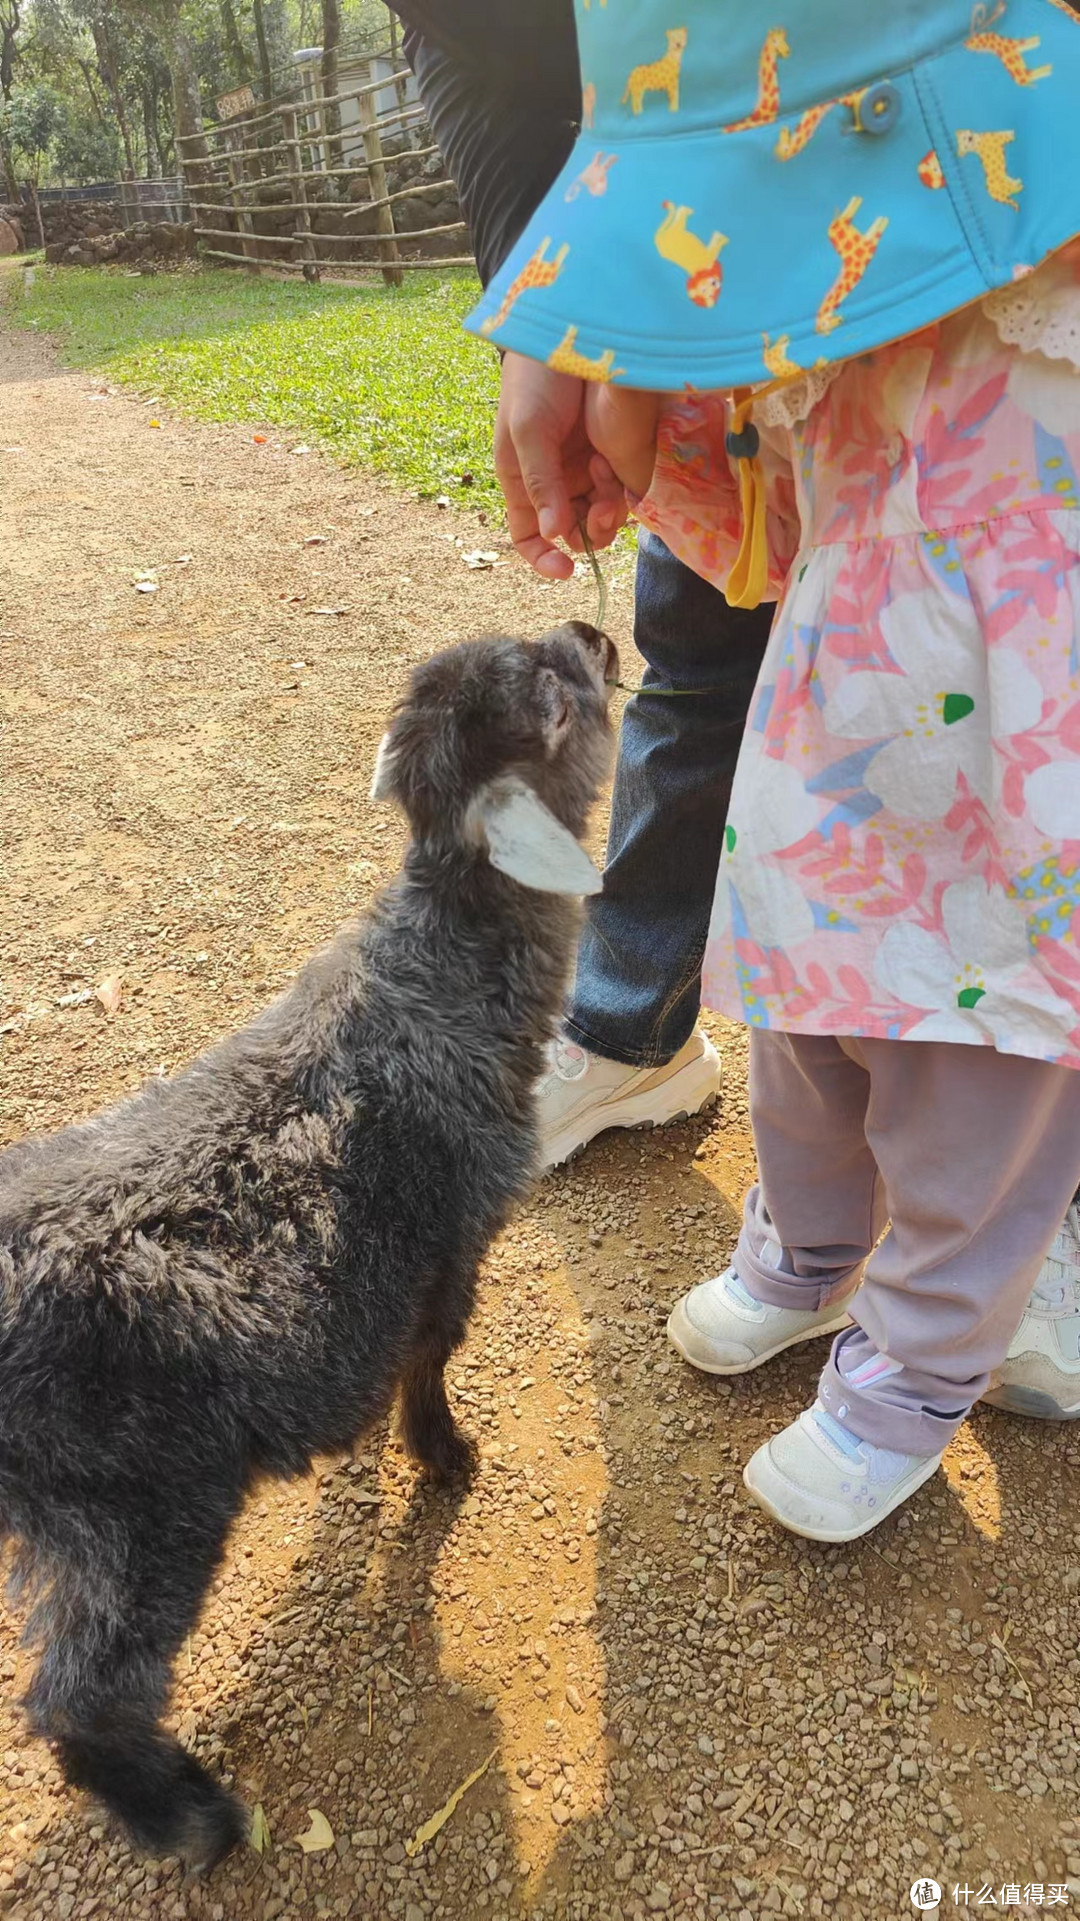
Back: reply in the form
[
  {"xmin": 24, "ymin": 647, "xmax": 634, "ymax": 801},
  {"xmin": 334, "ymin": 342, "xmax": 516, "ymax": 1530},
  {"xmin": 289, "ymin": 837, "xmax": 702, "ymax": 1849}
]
[{"xmin": 1, "ymin": 312, "xmax": 1078, "ymax": 1921}]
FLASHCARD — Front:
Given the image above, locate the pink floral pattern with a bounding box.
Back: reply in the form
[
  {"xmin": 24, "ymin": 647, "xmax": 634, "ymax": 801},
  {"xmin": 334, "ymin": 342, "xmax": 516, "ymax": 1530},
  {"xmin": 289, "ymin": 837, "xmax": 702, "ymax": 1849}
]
[{"xmin": 637, "ymin": 241, "xmax": 1080, "ymax": 1065}]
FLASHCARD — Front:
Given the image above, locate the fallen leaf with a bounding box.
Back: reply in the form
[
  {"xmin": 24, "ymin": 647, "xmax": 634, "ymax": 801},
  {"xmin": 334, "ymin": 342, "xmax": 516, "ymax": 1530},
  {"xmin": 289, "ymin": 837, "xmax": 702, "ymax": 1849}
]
[
  {"xmin": 249, "ymin": 1804, "xmax": 271, "ymax": 1855},
  {"xmin": 303, "ymin": 534, "xmax": 328, "ymax": 546},
  {"xmin": 148, "ymin": 418, "xmax": 161, "ymax": 429},
  {"xmin": 94, "ymin": 975, "xmax": 123, "ymax": 1016},
  {"xmin": 253, "ymin": 433, "xmax": 269, "ymax": 444},
  {"xmin": 463, "ymin": 550, "xmax": 499, "ymax": 570},
  {"xmin": 296, "ymin": 1809, "xmax": 334, "ymax": 1854},
  {"xmin": 306, "ymin": 606, "xmax": 349, "ymax": 617},
  {"xmin": 405, "ymin": 1751, "xmax": 496, "ymax": 1858}
]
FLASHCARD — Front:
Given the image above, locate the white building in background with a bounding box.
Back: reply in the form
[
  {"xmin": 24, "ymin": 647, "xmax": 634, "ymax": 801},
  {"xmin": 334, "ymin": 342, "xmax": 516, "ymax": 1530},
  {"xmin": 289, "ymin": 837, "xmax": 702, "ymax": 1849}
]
[{"xmin": 291, "ymin": 48, "xmax": 422, "ymax": 170}]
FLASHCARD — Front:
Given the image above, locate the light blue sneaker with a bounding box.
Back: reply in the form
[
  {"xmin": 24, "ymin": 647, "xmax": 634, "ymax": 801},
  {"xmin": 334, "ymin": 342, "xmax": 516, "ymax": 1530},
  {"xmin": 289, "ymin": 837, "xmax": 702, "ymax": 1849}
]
[{"xmin": 743, "ymin": 1403, "xmax": 943, "ymax": 1543}]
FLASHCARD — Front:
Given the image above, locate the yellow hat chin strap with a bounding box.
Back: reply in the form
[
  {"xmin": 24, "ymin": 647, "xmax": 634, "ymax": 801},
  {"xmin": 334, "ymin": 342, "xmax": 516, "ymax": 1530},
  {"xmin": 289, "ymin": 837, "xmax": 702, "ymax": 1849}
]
[{"xmin": 724, "ymin": 387, "xmax": 770, "ymax": 612}]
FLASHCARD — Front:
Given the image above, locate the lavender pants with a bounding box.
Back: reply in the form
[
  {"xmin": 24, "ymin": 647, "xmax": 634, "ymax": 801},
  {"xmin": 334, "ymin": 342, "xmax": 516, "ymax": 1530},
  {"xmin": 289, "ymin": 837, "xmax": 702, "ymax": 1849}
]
[{"xmin": 734, "ymin": 1032, "xmax": 1080, "ymax": 1456}]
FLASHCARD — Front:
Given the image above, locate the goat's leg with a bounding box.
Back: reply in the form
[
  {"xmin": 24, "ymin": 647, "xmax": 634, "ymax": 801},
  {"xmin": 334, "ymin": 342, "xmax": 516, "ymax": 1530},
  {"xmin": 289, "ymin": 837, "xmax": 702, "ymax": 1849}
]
[
  {"xmin": 398, "ymin": 1275, "xmax": 477, "ymax": 1481},
  {"xmin": 26, "ymin": 1509, "xmax": 245, "ymax": 1866}
]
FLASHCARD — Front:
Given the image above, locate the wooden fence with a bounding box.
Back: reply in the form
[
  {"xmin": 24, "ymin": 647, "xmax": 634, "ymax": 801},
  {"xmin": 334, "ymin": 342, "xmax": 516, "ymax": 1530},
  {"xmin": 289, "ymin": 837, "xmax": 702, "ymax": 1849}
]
[{"xmin": 176, "ymin": 58, "xmax": 470, "ymax": 283}]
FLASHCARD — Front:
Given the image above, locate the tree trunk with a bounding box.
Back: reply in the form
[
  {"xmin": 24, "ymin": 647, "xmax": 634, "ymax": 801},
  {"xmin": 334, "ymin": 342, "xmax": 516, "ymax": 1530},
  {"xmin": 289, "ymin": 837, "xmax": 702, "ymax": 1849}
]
[
  {"xmin": 161, "ymin": 4, "xmax": 210, "ymax": 185},
  {"xmin": 1, "ymin": 0, "xmax": 23, "ymax": 194},
  {"xmin": 142, "ymin": 84, "xmax": 164, "ymax": 176},
  {"xmin": 319, "ymin": 0, "xmax": 342, "ymax": 172},
  {"xmin": 92, "ymin": 17, "xmax": 137, "ymax": 177},
  {"xmin": 29, "ymin": 174, "xmax": 43, "ymax": 247},
  {"xmin": 218, "ymin": 0, "xmax": 250, "ymax": 87},
  {"xmin": 76, "ymin": 54, "xmax": 108, "ymax": 128},
  {"xmin": 0, "ymin": 123, "xmax": 18, "ymax": 203},
  {"xmin": 0, "ymin": 0, "xmax": 21, "ymax": 103},
  {"xmin": 251, "ymin": 0, "xmax": 273, "ymax": 105}
]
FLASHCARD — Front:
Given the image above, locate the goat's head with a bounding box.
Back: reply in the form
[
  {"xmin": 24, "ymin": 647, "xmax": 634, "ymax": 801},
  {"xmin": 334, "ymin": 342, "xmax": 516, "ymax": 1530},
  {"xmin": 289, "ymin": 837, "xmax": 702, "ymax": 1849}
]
[{"xmin": 370, "ymin": 622, "xmax": 618, "ymax": 895}]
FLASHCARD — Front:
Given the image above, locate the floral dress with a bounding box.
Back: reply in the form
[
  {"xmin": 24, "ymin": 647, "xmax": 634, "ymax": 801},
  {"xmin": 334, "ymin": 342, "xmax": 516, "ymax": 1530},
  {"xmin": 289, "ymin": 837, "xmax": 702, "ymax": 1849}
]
[{"xmin": 636, "ymin": 238, "xmax": 1080, "ymax": 1067}]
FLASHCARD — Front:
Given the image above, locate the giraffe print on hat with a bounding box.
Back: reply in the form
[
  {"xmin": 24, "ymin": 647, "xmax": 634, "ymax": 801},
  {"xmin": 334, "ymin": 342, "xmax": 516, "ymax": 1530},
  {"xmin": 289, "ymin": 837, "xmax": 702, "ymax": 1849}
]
[
  {"xmin": 724, "ymin": 27, "xmax": 790, "ymax": 133},
  {"xmin": 775, "ymin": 87, "xmax": 872, "ymax": 159},
  {"xmin": 966, "ymin": 2, "xmax": 1052, "ymax": 81},
  {"xmin": 816, "ymin": 196, "xmax": 889, "ymax": 335},
  {"xmin": 479, "ymin": 239, "xmax": 570, "ymax": 337},
  {"xmin": 621, "ymin": 29, "xmax": 688, "ymax": 115}
]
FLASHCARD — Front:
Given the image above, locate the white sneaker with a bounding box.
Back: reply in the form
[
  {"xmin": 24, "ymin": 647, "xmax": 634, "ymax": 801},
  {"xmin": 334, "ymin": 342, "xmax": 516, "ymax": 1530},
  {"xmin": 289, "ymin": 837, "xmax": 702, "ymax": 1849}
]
[
  {"xmin": 538, "ymin": 1030, "xmax": 721, "ymax": 1173},
  {"xmin": 982, "ymin": 1203, "xmax": 1080, "ymax": 1420},
  {"xmin": 743, "ymin": 1403, "xmax": 943, "ymax": 1543},
  {"xmin": 667, "ymin": 1265, "xmax": 854, "ymax": 1375}
]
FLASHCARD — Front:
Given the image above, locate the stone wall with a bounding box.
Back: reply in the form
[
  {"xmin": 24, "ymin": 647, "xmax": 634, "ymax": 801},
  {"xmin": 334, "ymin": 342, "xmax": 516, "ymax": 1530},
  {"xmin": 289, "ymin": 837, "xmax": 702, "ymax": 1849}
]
[{"xmin": 0, "ymin": 198, "xmax": 196, "ymax": 267}]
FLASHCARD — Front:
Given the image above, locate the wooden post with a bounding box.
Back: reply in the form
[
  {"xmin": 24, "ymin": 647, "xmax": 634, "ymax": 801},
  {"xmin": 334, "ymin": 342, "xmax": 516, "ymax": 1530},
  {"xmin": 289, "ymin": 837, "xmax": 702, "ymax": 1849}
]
[
  {"xmin": 224, "ymin": 121, "xmax": 261, "ymax": 273},
  {"xmin": 281, "ymin": 105, "xmax": 320, "ymax": 283},
  {"xmin": 356, "ymin": 85, "xmax": 402, "ymax": 288}
]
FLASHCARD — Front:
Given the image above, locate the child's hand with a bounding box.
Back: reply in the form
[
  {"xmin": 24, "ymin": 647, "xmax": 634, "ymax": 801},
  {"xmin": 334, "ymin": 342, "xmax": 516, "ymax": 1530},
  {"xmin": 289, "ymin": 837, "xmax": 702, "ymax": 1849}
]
[{"xmin": 583, "ymin": 385, "xmax": 661, "ymax": 499}]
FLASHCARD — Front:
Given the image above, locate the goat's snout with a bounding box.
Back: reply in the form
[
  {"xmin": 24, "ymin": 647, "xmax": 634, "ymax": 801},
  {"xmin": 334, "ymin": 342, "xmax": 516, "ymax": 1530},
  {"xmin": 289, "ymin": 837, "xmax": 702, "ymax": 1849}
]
[{"xmin": 565, "ymin": 619, "xmax": 620, "ymax": 691}]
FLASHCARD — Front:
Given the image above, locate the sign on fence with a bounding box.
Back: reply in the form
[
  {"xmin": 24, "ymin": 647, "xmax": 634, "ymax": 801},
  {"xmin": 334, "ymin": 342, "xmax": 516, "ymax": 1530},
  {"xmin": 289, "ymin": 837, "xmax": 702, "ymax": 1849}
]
[{"xmin": 215, "ymin": 84, "xmax": 257, "ymax": 120}]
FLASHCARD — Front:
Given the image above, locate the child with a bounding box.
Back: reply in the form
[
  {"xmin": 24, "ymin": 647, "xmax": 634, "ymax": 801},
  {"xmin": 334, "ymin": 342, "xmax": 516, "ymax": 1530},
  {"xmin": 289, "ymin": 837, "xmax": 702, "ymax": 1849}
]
[{"xmin": 467, "ymin": 0, "xmax": 1080, "ymax": 1540}]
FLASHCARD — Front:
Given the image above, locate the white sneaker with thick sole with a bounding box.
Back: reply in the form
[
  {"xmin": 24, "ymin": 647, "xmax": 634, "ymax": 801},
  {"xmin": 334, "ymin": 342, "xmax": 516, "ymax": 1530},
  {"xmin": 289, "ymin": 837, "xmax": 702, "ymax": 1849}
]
[
  {"xmin": 982, "ymin": 1203, "xmax": 1080, "ymax": 1420},
  {"xmin": 743, "ymin": 1403, "xmax": 943, "ymax": 1543},
  {"xmin": 538, "ymin": 1030, "xmax": 721, "ymax": 1173},
  {"xmin": 666, "ymin": 1265, "xmax": 855, "ymax": 1376}
]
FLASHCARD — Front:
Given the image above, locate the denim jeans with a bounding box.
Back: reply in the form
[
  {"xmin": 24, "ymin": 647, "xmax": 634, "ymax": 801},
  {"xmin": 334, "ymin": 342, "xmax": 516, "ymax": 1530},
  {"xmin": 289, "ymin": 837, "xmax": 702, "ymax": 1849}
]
[{"xmin": 565, "ymin": 532, "xmax": 773, "ymax": 1067}]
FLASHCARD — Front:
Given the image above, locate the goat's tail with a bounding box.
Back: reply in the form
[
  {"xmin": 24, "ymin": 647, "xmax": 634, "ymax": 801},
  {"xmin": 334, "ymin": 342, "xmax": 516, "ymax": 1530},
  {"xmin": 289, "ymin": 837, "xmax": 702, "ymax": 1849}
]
[
  {"xmin": 45, "ymin": 1712, "xmax": 247, "ymax": 1867},
  {"xmin": 21, "ymin": 1546, "xmax": 246, "ymax": 1867}
]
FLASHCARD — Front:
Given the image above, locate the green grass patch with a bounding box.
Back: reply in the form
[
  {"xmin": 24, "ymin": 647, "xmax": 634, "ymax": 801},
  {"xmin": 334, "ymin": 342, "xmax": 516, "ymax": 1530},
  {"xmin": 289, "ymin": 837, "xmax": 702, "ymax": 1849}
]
[{"xmin": 6, "ymin": 264, "xmax": 502, "ymax": 513}]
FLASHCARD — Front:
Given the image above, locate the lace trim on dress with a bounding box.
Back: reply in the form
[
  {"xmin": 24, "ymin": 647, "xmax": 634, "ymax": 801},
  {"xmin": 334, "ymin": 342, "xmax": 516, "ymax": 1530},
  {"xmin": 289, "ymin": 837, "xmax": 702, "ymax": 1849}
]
[
  {"xmin": 752, "ymin": 364, "xmax": 843, "ymax": 430},
  {"xmin": 982, "ymin": 248, "xmax": 1080, "ymax": 369}
]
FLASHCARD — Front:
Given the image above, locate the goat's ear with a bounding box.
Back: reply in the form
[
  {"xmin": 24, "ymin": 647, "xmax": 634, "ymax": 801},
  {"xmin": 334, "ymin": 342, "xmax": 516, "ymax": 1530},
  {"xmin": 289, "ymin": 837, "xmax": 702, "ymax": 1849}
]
[
  {"xmin": 537, "ymin": 667, "xmax": 573, "ymax": 758},
  {"xmin": 472, "ymin": 776, "xmax": 602, "ymax": 895},
  {"xmin": 369, "ymin": 732, "xmax": 398, "ymax": 803}
]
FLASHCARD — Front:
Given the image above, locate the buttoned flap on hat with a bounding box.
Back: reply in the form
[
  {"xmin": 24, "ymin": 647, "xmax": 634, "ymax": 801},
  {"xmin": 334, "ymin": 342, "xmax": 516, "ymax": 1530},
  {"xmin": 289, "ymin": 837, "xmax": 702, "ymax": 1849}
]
[{"xmin": 465, "ymin": 0, "xmax": 1080, "ymax": 393}]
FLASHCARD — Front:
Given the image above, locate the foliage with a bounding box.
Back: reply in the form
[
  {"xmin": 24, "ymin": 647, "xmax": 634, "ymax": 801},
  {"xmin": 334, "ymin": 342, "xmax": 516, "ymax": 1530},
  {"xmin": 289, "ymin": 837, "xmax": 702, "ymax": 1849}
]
[
  {"xmin": 8, "ymin": 264, "xmax": 504, "ymax": 514},
  {"xmin": 1, "ymin": 77, "xmax": 66, "ymax": 179},
  {"xmin": 2, "ymin": 0, "xmax": 402, "ymax": 188}
]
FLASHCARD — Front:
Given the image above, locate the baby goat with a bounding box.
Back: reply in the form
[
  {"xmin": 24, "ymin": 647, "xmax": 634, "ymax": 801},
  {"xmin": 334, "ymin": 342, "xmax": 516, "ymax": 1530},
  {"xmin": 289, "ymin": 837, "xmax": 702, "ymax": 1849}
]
[{"xmin": 0, "ymin": 621, "xmax": 616, "ymax": 1868}]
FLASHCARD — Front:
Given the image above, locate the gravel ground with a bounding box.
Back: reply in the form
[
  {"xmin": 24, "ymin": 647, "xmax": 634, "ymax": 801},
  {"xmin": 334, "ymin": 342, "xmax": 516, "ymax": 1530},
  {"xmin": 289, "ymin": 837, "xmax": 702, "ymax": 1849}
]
[{"xmin": 1, "ymin": 309, "xmax": 1079, "ymax": 1921}]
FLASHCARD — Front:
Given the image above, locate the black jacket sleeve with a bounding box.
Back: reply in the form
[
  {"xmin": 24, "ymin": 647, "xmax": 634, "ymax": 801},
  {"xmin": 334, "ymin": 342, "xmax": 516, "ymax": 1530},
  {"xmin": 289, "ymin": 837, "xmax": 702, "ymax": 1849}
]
[{"xmin": 392, "ymin": 2, "xmax": 580, "ymax": 286}]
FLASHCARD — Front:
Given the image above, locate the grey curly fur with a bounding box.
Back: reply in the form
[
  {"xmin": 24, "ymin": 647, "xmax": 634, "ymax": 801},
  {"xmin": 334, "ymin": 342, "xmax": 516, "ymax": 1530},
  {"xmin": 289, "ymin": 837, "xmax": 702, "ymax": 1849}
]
[{"xmin": 0, "ymin": 622, "xmax": 615, "ymax": 1869}]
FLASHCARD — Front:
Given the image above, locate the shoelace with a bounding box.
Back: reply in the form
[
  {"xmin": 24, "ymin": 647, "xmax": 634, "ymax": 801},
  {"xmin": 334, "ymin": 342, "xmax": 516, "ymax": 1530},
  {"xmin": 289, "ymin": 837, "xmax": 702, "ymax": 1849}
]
[
  {"xmin": 544, "ymin": 1034, "xmax": 587, "ymax": 1084},
  {"xmin": 1031, "ymin": 1204, "xmax": 1080, "ymax": 1313}
]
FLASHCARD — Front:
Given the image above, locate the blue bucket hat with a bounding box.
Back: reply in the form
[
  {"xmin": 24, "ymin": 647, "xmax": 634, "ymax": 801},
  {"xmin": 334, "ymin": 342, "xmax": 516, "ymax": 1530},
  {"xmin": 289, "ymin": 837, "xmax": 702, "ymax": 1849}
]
[{"xmin": 465, "ymin": 0, "xmax": 1080, "ymax": 394}]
